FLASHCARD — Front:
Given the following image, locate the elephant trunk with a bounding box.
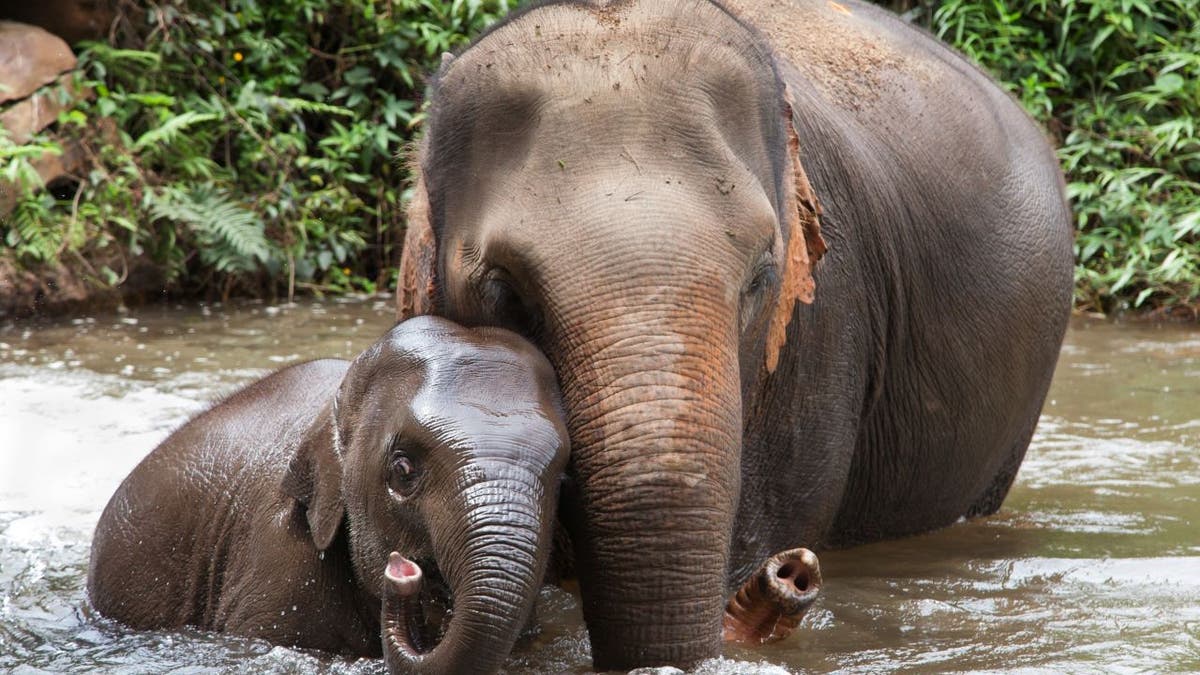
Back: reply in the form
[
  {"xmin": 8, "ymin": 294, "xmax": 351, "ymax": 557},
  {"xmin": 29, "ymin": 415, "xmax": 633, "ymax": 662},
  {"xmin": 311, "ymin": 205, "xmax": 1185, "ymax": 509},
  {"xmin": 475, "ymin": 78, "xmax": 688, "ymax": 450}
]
[
  {"xmin": 560, "ymin": 327, "xmax": 742, "ymax": 670},
  {"xmin": 382, "ymin": 478, "xmax": 552, "ymax": 675}
]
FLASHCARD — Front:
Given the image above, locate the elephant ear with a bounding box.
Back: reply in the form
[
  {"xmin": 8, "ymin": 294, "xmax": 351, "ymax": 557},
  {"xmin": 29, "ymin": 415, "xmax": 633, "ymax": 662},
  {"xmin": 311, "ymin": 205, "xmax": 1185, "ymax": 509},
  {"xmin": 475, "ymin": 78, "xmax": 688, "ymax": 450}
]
[
  {"xmin": 281, "ymin": 403, "xmax": 345, "ymax": 551},
  {"xmin": 396, "ymin": 172, "xmax": 438, "ymax": 321},
  {"xmin": 765, "ymin": 85, "xmax": 828, "ymax": 374}
]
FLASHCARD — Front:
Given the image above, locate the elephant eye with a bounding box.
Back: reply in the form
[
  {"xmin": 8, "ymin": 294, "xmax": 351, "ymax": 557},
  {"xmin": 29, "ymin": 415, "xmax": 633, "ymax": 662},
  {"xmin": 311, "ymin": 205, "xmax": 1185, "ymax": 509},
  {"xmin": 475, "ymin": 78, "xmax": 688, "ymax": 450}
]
[
  {"xmin": 748, "ymin": 262, "xmax": 778, "ymax": 295},
  {"xmin": 388, "ymin": 451, "xmax": 420, "ymax": 497},
  {"xmin": 483, "ymin": 271, "xmax": 517, "ymax": 310},
  {"xmin": 740, "ymin": 256, "xmax": 778, "ymax": 333},
  {"xmin": 480, "ymin": 267, "xmax": 544, "ymax": 339}
]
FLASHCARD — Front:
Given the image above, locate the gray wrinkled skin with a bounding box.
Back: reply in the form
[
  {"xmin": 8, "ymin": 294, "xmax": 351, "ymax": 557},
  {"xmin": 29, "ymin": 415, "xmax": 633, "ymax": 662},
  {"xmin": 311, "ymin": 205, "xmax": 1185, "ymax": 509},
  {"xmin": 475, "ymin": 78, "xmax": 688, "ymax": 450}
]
[
  {"xmin": 87, "ymin": 316, "xmax": 569, "ymax": 674},
  {"xmin": 398, "ymin": 0, "xmax": 1073, "ymax": 669}
]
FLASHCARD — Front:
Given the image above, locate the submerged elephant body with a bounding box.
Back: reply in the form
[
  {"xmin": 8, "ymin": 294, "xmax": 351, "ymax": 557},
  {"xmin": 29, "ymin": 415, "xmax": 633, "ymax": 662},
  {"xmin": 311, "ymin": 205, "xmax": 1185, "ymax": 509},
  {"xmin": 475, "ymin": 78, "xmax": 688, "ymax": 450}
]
[
  {"xmin": 398, "ymin": 0, "xmax": 1072, "ymax": 668},
  {"xmin": 88, "ymin": 317, "xmax": 570, "ymax": 673}
]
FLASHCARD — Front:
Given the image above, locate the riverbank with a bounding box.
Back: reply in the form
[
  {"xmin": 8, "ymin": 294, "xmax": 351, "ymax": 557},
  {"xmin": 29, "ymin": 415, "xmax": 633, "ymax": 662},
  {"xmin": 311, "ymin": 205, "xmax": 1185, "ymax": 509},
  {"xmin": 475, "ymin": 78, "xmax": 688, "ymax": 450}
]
[
  {"xmin": 0, "ymin": 256, "xmax": 170, "ymax": 319},
  {"xmin": 5, "ymin": 258, "xmax": 1196, "ymax": 323}
]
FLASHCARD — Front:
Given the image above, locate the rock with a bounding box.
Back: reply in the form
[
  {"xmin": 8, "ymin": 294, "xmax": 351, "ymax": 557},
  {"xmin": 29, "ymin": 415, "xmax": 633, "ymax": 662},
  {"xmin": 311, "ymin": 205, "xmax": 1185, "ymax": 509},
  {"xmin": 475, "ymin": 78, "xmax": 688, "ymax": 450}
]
[
  {"xmin": 0, "ymin": 73, "xmax": 88, "ymax": 145},
  {"xmin": 0, "ymin": 252, "xmax": 167, "ymax": 319},
  {"xmin": 0, "ymin": 131, "xmax": 89, "ymax": 216},
  {"xmin": 0, "ymin": 258, "xmax": 96, "ymax": 319},
  {"xmin": 0, "ymin": 21, "xmax": 76, "ymax": 104}
]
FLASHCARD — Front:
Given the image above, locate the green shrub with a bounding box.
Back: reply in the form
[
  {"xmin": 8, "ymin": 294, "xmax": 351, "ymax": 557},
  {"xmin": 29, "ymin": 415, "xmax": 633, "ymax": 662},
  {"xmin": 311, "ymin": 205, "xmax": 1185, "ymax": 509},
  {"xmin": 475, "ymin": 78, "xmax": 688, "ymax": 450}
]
[
  {"xmin": 4, "ymin": 0, "xmax": 1197, "ymax": 313},
  {"xmin": 2, "ymin": 0, "xmax": 515, "ymax": 300},
  {"xmin": 930, "ymin": 0, "xmax": 1200, "ymax": 313}
]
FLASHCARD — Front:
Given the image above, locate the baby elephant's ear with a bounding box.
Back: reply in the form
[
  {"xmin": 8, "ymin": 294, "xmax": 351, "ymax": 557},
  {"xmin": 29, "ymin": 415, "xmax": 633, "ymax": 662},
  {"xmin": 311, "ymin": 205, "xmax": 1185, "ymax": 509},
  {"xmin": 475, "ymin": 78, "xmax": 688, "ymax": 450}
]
[{"xmin": 282, "ymin": 405, "xmax": 345, "ymax": 551}]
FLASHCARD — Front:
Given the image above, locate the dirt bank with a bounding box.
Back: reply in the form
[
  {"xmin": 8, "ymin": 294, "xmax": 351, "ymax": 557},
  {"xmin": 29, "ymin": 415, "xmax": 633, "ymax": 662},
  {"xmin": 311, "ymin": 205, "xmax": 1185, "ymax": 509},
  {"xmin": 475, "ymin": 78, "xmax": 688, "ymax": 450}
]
[{"xmin": 0, "ymin": 256, "xmax": 167, "ymax": 319}]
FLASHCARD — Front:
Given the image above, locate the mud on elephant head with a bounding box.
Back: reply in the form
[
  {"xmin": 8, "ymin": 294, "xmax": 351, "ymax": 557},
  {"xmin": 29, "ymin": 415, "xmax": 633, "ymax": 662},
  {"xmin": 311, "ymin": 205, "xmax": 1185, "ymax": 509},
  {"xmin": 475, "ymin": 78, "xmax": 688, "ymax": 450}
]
[{"xmin": 397, "ymin": 0, "xmax": 826, "ymax": 668}]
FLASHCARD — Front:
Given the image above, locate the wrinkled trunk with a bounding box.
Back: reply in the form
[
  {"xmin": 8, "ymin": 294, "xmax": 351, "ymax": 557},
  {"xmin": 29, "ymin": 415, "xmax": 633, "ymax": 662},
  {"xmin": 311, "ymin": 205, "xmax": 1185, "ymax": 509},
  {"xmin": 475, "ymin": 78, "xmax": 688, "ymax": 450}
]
[
  {"xmin": 382, "ymin": 479, "xmax": 551, "ymax": 675},
  {"xmin": 559, "ymin": 323, "xmax": 743, "ymax": 670}
]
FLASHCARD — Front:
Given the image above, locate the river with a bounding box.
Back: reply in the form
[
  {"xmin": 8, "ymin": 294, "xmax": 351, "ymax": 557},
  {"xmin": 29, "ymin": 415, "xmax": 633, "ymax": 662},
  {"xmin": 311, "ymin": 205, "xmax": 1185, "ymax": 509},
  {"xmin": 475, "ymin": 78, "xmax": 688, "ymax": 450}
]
[{"xmin": 1, "ymin": 298, "xmax": 1197, "ymax": 673}]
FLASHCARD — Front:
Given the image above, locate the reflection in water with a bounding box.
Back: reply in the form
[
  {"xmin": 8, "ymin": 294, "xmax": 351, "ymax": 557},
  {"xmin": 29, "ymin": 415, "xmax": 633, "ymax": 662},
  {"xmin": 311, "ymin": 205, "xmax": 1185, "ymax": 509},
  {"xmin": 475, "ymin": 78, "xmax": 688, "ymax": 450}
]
[{"xmin": 2, "ymin": 303, "xmax": 1198, "ymax": 673}]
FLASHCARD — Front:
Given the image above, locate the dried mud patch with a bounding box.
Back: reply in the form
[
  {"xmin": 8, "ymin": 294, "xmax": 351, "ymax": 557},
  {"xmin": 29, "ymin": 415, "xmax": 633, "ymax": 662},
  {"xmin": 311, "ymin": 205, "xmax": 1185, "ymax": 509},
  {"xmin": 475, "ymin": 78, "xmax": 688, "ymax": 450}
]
[{"xmin": 723, "ymin": 0, "xmax": 930, "ymax": 112}]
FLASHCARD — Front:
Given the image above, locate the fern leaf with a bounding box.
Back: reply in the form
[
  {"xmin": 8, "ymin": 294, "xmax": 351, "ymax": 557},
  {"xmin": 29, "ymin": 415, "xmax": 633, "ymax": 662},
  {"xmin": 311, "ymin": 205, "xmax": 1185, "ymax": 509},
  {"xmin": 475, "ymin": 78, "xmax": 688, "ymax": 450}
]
[
  {"xmin": 265, "ymin": 96, "xmax": 354, "ymax": 118},
  {"xmin": 149, "ymin": 184, "xmax": 272, "ymax": 273},
  {"xmin": 134, "ymin": 111, "xmax": 222, "ymax": 151}
]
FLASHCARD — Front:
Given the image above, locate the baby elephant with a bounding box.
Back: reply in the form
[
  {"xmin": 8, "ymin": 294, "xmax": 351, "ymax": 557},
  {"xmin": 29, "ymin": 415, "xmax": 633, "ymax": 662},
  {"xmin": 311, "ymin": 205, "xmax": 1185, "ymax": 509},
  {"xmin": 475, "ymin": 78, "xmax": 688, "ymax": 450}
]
[{"xmin": 88, "ymin": 316, "xmax": 569, "ymax": 674}]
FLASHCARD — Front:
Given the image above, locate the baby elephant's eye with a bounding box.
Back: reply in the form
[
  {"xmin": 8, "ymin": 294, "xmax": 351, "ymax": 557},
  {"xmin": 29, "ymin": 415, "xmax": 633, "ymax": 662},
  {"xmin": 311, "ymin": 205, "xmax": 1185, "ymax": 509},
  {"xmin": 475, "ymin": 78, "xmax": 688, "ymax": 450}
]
[{"xmin": 388, "ymin": 453, "xmax": 419, "ymax": 497}]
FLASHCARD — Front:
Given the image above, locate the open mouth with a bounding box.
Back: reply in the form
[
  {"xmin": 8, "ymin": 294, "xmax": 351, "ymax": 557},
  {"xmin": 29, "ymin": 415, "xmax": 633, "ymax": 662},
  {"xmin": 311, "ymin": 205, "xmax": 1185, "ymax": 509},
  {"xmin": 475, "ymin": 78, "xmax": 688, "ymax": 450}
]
[{"xmin": 382, "ymin": 552, "xmax": 452, "ymax": 656}]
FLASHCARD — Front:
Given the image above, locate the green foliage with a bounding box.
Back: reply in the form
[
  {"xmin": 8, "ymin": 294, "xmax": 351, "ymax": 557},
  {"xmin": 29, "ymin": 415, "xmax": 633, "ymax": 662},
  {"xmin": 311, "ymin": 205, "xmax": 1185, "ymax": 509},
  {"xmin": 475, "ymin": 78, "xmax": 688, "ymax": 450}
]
[
  {"xmin": 929, "ymin": 0, "xmax": 1200, "ymax": 313},
  {"xmin": 5, "ymin": 193, "xmax": 64, "ymax": 263},
  {"xmin": 2, "ymin": 0, "xmax": 515, "ymax": 300},
  {"xmin": 4, "ymin": 0, "xmax": 1196, "ymax": 314},
  {"xmin": 148, "ymin": 184, "xmax": 270, "ymax": 273}
]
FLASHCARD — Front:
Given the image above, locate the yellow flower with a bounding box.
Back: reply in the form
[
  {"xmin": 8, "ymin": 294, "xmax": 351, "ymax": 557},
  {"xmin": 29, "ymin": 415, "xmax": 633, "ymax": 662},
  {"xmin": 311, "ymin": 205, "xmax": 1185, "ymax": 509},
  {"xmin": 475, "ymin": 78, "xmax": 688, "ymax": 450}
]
[
  {"xmin": 217, "ymin": 75, "xmax": 225, "ymax": 85},
  {"xmin": 342, "ymin": 267, "xmax": 351, "ymax": 275},
  {"xmin": 233, "ymin": 51, "xmax": 243, "ymax": 62}
]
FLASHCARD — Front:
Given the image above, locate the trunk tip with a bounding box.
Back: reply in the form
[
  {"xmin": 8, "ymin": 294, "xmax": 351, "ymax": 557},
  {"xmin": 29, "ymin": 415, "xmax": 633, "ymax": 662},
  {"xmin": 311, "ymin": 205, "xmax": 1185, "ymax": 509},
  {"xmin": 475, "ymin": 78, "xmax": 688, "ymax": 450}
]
[
  {"xmin": 385, "ymin": 551, "xmax": 423, "ymax": 598},
  {"xmin": 766, "ymin": 547, "xmax": 821, "ymax": 607}
]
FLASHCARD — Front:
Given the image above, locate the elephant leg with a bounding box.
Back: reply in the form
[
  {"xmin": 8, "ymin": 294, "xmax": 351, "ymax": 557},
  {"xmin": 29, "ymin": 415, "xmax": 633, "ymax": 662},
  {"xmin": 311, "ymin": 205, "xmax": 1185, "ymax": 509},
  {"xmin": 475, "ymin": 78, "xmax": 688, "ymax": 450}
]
[{"xmin": 722, "ymin": 548, "xmax": 821, "ymax": 645}]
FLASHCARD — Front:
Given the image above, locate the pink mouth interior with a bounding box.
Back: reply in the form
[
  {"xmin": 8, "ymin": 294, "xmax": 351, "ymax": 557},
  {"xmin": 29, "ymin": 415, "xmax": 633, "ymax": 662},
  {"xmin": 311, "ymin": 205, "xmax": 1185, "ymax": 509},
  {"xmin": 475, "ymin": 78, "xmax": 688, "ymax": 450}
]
[{"xmin": 386, "ymin": 552, "xmax": 421, "ymax": 583}]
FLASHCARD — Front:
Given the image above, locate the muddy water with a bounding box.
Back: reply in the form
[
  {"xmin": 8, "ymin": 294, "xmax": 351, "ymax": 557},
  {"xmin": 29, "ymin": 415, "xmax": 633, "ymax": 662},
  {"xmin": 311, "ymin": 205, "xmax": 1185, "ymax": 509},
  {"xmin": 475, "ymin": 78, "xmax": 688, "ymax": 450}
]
[{"xmin": 1, "ymin": 299, "xmax": 1197, "ymax": 673}]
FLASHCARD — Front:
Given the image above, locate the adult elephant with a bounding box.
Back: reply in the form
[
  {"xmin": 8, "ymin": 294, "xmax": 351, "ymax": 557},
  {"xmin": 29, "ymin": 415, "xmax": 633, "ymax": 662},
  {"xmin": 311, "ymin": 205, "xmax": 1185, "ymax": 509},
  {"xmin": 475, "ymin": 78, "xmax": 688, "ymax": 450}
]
[{"xmin": 396, "ymin": 0, "xmax": 1073, "ymax": 669}]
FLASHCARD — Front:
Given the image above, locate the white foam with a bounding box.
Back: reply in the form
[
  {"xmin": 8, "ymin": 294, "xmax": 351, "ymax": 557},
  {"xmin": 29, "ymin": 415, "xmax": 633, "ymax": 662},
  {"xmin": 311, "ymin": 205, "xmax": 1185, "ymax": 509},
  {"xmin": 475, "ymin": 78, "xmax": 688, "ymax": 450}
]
[{"xmin": 0, "ymin": 366, "xmax": 208, "ymax": 532}]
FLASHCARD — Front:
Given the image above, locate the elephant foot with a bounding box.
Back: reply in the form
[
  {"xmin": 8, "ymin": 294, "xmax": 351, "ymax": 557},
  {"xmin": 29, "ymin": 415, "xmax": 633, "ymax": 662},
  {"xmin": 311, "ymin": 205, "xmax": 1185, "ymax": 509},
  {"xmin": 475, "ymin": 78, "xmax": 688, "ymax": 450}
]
[{"xmin": 723, "ymin": 548, "xmax": 822, "ymax": 645}]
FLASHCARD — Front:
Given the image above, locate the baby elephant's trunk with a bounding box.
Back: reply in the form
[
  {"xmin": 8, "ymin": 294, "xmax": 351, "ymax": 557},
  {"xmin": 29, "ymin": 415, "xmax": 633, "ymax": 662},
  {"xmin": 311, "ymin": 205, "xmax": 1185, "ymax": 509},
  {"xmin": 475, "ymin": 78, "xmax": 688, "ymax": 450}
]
[
  {"xmin": 723, "ymin": 548, "xmax": 822, "ymax": 645},
  {"xmin": 382, "ymin": 477, "xmax": 554, "ymax": 674}
]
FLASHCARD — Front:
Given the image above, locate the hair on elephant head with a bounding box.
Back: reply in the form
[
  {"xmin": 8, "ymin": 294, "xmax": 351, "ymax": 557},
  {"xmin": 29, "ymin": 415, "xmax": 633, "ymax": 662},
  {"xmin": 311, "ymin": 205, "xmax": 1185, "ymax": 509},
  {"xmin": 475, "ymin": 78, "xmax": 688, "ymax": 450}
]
[{"xmin": 282, "ymin": 316, "xmax": 570, "ymax": 673}]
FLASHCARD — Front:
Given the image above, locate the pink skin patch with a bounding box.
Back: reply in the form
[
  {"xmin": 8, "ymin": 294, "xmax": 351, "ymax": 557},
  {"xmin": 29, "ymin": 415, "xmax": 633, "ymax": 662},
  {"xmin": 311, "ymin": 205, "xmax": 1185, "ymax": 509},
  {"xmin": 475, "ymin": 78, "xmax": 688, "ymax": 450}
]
[{"xmin": 384, "ymin": 552, "xmax": 422, "ymax": 597}]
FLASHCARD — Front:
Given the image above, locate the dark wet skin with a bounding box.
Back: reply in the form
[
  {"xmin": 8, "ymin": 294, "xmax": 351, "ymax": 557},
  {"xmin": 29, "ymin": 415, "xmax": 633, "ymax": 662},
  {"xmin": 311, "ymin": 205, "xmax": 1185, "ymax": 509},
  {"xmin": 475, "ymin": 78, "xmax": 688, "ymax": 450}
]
[{"xmin": 87, "ymin": 316, "xmax": 569, "ymax": 674}]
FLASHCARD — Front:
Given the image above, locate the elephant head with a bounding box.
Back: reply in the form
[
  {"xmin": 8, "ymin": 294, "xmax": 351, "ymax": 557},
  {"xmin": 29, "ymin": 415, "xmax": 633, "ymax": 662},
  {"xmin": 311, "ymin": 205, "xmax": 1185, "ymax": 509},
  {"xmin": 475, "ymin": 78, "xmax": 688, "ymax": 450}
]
[
  {"xmin": 283, "ymin": 316, "xmax": 570, "ymax": 674},
  {"xmin": 396, "ymin": 0, "xmax": 826, "ymax": 668}
]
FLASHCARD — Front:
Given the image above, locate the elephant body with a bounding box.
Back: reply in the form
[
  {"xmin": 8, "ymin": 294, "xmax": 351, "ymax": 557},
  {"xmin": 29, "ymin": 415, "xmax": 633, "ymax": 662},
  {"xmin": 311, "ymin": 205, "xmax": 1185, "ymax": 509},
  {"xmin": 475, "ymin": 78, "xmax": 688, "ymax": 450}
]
[
  {"xmin": 88, "ymin": 317, "xmax": 570, "ymax": 673},
  {"xmin": 720, "ymin": 0, "xmax": 1073, "ymax": 564},
  {"xmin": 398, "ymin": 0, "xmax": 1072, "ymax": 668},
  {"xmin": 388, "ymin": 0, "xmax": 1075, "ymax": 662},
  {"xmin": 88, "ymin": 358, "xmax": 377, "ymax": 651}
]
